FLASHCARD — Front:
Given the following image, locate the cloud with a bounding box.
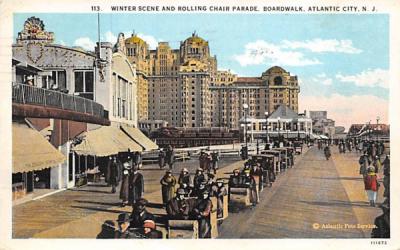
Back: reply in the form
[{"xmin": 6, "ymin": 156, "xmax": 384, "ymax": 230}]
[
  {"xmin": 137, "ymin": 33, "xmax": 159, "ymax": 49},
  {"xmin": 59, "ymin": 40, "xmax": 66, "ymax": 46},
  {"xmin": 233, "ymin": 40, "xmax": 321, "ymax": 67},
  {"xmin": 104, "ymin": 31, "xmax": 118, "ymax": 44},
  {"xmin": 282, "ymin": 39, "xmax": 362, "ymax": 54},
  {"xmin": 336, "ymin": 68, "xmax": 389, "ymax": 89},
  {"xmin": 73, "ymin": 37, "xmax": 96, "ymax": 51},
  {"xmin": 311, "ymin": 73, "xmax": 333, "ymax": 86},
  {"xmin": 299, "ymin": 93, "xmax": 388, "ymax": 130}
]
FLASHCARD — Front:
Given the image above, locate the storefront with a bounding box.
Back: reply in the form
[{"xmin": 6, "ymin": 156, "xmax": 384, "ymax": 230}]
[{"xmin": 12, "ymin": 122, "xmax": 66, "ymax": 201}]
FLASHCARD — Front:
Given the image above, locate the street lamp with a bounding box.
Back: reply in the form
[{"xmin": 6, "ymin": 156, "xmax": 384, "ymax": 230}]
[
  {"xmin": 264, "ymin": 111, "xmax": 269, "ymax": 143},
  {"xmin": 277, "ymin": 116, "xmax": 281, "ymax": 141},
  {"xmin": 243, "ymin": 103, "xmax": 249, "ymax": 148},
  {"xmin": 376, "ymin": 116, "xmax": 380, "ymax": 141}
]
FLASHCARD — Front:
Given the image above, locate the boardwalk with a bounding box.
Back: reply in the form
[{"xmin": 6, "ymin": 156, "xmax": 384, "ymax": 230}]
[
  {"xmin": 13, "ymin": 158, "xmax": 239, "ymax": 238},
  {"xmin": 219, "ymin": 146, "xmax": 383, "ymax": 238}
]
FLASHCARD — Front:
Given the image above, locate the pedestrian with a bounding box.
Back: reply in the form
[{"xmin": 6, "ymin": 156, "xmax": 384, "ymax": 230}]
[
  {"xmin": 166, "ymin": 188, "xmax": 190, "ymax": 220},
  {"xmin": 373, "ymin": 155, "xmax": 381, "ymax": 173},
  {"xmin": 192, "ymin": 190, "xmax": 213, "ymax": 238},
  {"xmin": 166, "ymin": 145, "xmax": 175, "ymax": 170},
  {"xmin": 160, "ymin": 170, "xmax": 177, "ymax": 205},
  {"xmin": 134, "ymin": 152, "xmax": 143, "ymax": 170},
  {"xmin": 108, "ymin": 156, "xmax": 120, "ymax": 193},
  {"xmin": 130, "ymin": 198, "xmax": 155, "ymax": 229},
  {"xmin": 383, "ymin": 155, "xmax": 390, "ymax": 199},
  {"xmin": 324, "ymin": 145, "xmax": 331, "ymax": 160},
  {"xmin": 359, "ymin": 152, "xmax": 370, "ymax": 177},
  {"xmin": 215, "ymin": 179, "xmax": 227, "ymax": 219},
  {"xmin": 158, "ymin": 149, "xmax": 166, "ymax": 169},
  {"xmin": 211, "ymin": 151, "xmax": 220, "ymax": 174},
  {"xmin": 364, "ymin": 166, "xmax": 379, "ymax": 207},
  {"xmin": 120, "ymin": 162, "xmax": 131, "ymax": 207},
  {"xmin": 128, "ymin": 165, "xmax": 144, "ymax": 205},
  {"xmin": 371, "ymin": 199, "xmax": 390, "ymax": 238},
  {"xmin": 199, "ymin": 151, "xmax": 205, "ymax": 170}
]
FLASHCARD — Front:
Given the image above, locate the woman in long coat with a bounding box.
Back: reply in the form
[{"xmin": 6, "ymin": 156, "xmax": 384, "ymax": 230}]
[
  {"xmin": 364, "ymin": 166, "xmax": 379, "ymax": 207},
  {"xmin": 160, "ymin": 170, "xmax": 176, "ymax": 205},
  {"xmin": 119, "ymin": 162, "xmax": 131, "ymax": 206},
  {"xmin": 128, "ymin": 165, "xmax": 144, "ymax": 205}
]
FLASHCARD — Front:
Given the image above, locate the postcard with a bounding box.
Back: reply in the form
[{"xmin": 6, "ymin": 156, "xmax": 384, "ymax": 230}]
[{"xmin": 0, "ymin": 0, "xmax": 399, "ymax": 249}]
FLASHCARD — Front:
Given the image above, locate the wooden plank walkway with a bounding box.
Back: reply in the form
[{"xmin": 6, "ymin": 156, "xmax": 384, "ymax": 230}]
[
  {"xmin": 12, "ymin": 158, "xmax": 239, "ymax": 238},
  {"xmin": 219, "ymin": 146, "xmax": 381, "ymax": 238}
]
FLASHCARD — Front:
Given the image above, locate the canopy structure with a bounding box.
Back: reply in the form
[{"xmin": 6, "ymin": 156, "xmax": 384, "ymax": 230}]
[
  {"xmin": 13, "ymin": 122, "xmax": 66, "ymax": 173},
  {"xmin": 72, "ymin": 126, "xmax": 143, "ymax": 156},
  {"xmin": 121, "ymin": 125, "xmax": 158, "ymax": 151}
]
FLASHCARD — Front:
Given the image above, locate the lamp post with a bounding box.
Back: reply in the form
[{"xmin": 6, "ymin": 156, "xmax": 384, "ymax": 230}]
[
  {"xmin": 243, "ymin": 103, "xmax": 249, "ymax": 149},
  {"xmin": 376, "ymin": 116, "xmax": 380, "ymax": 141},
  {"xmin": 277, "ymin": 117, "xmax": 281, "ymax": 141},
  {"xmin": 265, "ymin": 111, "xmax": 269, "ymax": 144},
  {"xmin": 286, "ymin": 121, "xmax": 289, "ymax": 141}
]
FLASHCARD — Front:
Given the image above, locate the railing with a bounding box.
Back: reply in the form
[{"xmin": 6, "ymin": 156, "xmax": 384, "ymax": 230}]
[{"xmin": 12, "ymin": 84, "xmax": 105, "ymax": 118}]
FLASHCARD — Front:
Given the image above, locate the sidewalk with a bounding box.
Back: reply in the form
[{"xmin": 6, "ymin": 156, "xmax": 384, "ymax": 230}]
[{"xmin": 14, "ymin": 158, "xmax": 245, "ymax": 238}]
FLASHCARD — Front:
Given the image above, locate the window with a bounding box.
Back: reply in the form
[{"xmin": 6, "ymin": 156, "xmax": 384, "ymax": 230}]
[
  {"xmin": 43, "ymin": 70, "xmax": 66, "ymax": 90},
  {"xmin": 74, "ymin": 70, "xmax": 94, "ymax": 100}
]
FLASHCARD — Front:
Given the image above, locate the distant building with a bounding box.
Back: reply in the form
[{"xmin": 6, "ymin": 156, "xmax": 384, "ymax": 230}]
[
  {"xmin": 309, "ymin": 110, "xmax": 336, "ymax": 138},
  {"xmin": 138, "ymin": 119, "xmax": 168, "ymax": 133}
]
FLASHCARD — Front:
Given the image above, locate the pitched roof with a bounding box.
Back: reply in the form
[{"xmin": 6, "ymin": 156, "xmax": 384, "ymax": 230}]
[{"xmin": 268, "ymin": 105, "xmax": 299, "ymax": 119}]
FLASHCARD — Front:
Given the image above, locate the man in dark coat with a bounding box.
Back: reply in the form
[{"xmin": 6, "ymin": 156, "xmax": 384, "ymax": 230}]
[
  {"xmin": 192, "ymin": 190, "xmax": 213, "ymax": 238},
  {"xmin": 166, "ymin": 188, "xmax": 190, "ymax": 220},
  {"xmin": 371, "ymin": 200, "xmax": 390, "ymax": 238},
  {"xmin": 120, "ymin": 162, "xmax": 131, "ymax": 207},
  {"xmin": 178, "ymin": 168, "xmax": 192, "ymax": 195},
  {"xmin": 193, "ymin": 168, "xmax": 206, "ymax": 190},
  {"xmin": 129, "ymin": 165, "xmax": 144, "ymax": 205},
  {"xmin": 215, "ymin": 179, "xmax": 227, "ymax": 219},
  {"xmin": 158, "ymin": 149, "xmax": 166, "ymax": 169},
  {"xmin": 166, "ymin": 145, "xmax": 175, "ymax": 170},
  {"xmin": 114, "ymin": 213, "xmax": 142, "ymax": 239},
  {"xmin": 108, "ymin": 156, "xmax": 120, "ymax": 193},
  {"xmin": 211, "ymin": 151, "xmax": 220, "ymax": 174},
  {"xmin": 243, "ymin": 169, "xmax": 258, "ymax": 206},
  {"xmin": 130, "ymin": 198, "xmax": 155, "ymax": 229}
]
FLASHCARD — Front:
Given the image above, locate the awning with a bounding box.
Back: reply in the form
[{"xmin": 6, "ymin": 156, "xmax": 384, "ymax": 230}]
[
  {"xmin": 121, "ymin": 126, "xmax": 158, "ymax": 151},
  {"xmin": 13, "ymin": 122, "xmax": 65, "ymax": 173},
  {"xmin": 72, "ymin": 126, "xmax": 143, "ymax": 156}
]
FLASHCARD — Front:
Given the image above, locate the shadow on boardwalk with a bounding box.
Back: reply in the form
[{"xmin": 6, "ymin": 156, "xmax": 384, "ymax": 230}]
[{"xmin": 298, "ymin": 199, "xmax": 371, "ymax": 208}]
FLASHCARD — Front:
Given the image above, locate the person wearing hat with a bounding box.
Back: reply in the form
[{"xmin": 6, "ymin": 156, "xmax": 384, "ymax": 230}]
[
  {"xmin": 373, "ymin": 155, "xmax": 381, "ymax": 173},
  {"xmin": 216, "ymin": 179, "xmax": 227, "ymax": 218},
  {"xmin": 165, "ymin": 145, "xmax": 175, "ymax": 170},
  {"xmin": 141, "ymin": 220, "xmax": 162, "ymax": 239},
  {"xmin": 160, "ymin": 170, "xmax": 177, "ymax": 205},
  {"xmin": 128, "ymin": 164, "xmax": 144, "ymax": 205},
  {"xmin": 193, "ymin": 180, "xmax": 208, "ymax": 199},
  {"xmin": 120, "ymin": 161, "xmax": 131, "ymax": 207},
  {"xmin": 359, "ymin": 151, "xmax": 371, "ymax": 177},
  {"xmin": 371, "ymin": 199, "xmax": 390, "ymax": 238},
  {"xmin": 192, "ymin": 190, "xmax": 213, "ymax": 238},
  {"xmin": 25, "ymin": 75, "xmax": 34, "ymax": 86},
  {"xmin": 115, "ymin": 213, "xmax": 137, "ymax": 239},
  {"xmin": 129, "ymin": 198, "xmax": 155, "ymax": 229},
  {"xmin": 158, "ymin": 149, "xmax": 166, "ymax": 169},
  {"xmin": 228, "ymin": 168, "xmax": 242, "ymax": 202},
  {"xmin": 211, "ymin": 151, "xmax": 220, "ymax": 174},
  {"xmin": 243, "ymin": 169, "xmax": 258, "ymax": 206},
  {"xmin": 364, "ymin": 165, "xmax": 379, "ymax": 207},
  {"xmin": 383, "ymin": 155, "xmax": 390, "ymax": 199},
  {"xmin": 107, "ymin": 156, "xmax": 120, "ymax": 193},
  {"xmin": 166, "ymin": 188, "xmax": 190, "ymax": 220},
  {"xmin": 193, "ymin": 168, "xmax": 206, "ymax": 191},
  {"xmin": 178, "ymin": 168, "xmax": 192, "ymax": 195}
]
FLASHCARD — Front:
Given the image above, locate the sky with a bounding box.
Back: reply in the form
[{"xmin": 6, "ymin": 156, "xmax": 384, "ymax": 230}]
[{"xmin": 14, "ymin": 13, "xmax": 389, "ymax": 129}]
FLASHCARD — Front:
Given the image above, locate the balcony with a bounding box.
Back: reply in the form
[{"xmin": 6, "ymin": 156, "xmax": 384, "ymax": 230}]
[{"xmin": 12, "ymin": 84, "xmax": 110, "ymax": 125}]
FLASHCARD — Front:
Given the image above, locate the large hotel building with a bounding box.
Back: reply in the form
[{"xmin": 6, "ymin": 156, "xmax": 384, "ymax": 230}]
[{"xmin": 124, "ymin": 32, "xmax": 300, "ymax": 129}]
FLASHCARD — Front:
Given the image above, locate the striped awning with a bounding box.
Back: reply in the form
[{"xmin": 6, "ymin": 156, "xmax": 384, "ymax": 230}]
[
  {"xmin": 121, "ymin": 126, "xmax": 158, "ymax": 151},
  {"xmin": 72, "ymin": 126, "xmax": 143, "ymax": 156},
  {"xmin": 13, "ymin": 122, "xmax": 66, "ymax": 173}
]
